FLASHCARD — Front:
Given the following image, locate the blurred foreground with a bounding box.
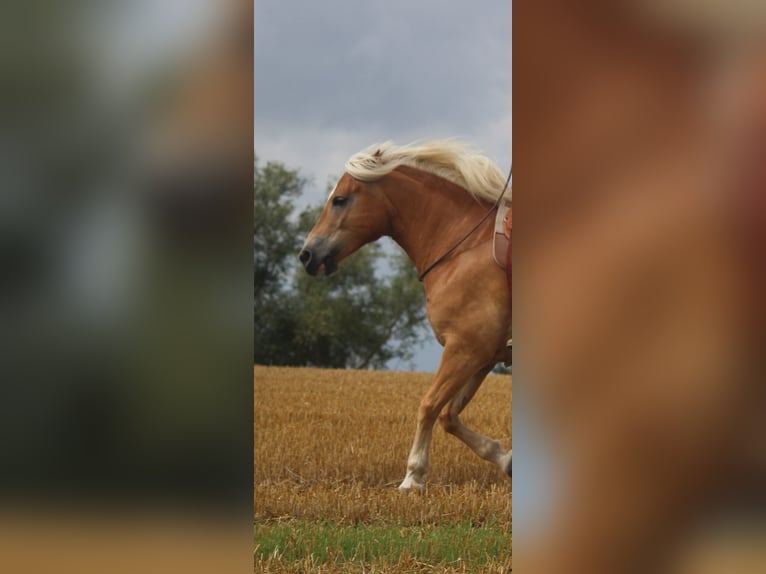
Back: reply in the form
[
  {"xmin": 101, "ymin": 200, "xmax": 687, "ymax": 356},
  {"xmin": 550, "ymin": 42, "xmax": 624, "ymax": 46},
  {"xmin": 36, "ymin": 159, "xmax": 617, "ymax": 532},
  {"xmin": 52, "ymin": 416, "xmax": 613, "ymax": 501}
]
[
  {"xmin": 514, "ymin": 1, "xmax": 766, "ymax": 572},
  {"xmin": 0, "ymin": 1, "xmax": 253, "ymax": 572}
]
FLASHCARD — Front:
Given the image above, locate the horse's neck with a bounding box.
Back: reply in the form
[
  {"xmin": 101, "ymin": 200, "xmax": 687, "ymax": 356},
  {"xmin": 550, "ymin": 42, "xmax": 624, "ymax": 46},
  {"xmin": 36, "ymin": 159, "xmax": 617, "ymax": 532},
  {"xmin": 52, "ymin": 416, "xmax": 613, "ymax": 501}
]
[{"xmin": 382, "ymin": 167, "xmax": 490, "ymax": 278}]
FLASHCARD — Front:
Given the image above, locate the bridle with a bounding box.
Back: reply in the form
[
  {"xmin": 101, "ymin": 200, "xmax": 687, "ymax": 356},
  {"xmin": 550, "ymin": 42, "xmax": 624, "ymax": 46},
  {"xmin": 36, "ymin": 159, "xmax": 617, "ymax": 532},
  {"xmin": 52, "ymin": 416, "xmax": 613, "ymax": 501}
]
[{"xmin": 418, "ymin": 164, "xmax": 512, "ymax": 282}]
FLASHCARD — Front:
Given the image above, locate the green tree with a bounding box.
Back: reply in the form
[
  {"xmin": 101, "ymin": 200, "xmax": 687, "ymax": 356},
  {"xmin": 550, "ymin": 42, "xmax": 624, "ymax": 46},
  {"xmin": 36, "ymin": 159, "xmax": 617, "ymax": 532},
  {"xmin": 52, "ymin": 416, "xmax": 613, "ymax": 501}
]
[
  {"xmin": 254, "ymin": 158, "xmax": 305, "ymax": 295},
  {"xmin": 253, "ymin": 158, "xmax": 305, "ymax": 363},
  {"xmin": 254, "ymin": 160, "xmax": 428, "ymax": 369}
]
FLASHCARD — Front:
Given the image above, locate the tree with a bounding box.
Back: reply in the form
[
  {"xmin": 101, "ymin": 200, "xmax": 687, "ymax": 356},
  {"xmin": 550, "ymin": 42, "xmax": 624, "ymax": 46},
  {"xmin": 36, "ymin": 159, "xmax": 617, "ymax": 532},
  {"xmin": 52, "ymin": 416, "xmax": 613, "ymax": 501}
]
[
  {"xmin": 253, "ymin": 157, "xmax": 305, "ymax": 364},
  {"xmin": 254, "ymin": 159, "xmax": 429, "ymax": 369},
  {"xmin": 254, "ymin": 158, "xmax": 305, "ymax": 296}
]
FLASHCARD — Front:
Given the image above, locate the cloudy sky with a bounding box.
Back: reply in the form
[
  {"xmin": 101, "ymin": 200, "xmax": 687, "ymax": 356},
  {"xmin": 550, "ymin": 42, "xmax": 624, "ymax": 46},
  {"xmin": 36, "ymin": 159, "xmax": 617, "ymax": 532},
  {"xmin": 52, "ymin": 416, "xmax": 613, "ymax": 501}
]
[{"xmin": 255, "ymin": 0, "xmax": 512, "ymax": 371}]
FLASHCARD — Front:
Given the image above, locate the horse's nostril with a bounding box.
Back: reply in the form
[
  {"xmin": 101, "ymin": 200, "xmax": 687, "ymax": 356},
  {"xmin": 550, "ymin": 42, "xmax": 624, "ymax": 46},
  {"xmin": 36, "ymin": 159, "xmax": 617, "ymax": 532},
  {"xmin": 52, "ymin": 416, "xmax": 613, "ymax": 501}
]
[{"xmin": 299, "ymin": 249, "xmax": 312, "ymax": 264}]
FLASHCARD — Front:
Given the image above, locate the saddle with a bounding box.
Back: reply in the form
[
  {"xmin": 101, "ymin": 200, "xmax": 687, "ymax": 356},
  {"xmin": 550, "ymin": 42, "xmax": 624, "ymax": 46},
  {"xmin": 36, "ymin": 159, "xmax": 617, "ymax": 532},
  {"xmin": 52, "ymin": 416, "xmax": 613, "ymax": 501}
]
[
  {"xmin": 493, "ymin": 202, "xmax": 512, "ymax": 272},
  {"xmin": 493, "ymin": 203, "xmax": 512, "ymax": 366}
]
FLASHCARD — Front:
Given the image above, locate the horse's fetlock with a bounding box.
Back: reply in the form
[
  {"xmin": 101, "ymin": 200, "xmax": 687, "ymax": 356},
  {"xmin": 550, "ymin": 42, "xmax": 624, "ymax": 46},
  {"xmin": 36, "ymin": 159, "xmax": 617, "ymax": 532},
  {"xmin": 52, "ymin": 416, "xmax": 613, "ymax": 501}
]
[{"xmin": 477, "ymin": 439, "xmax": 502, "ymax": 460}]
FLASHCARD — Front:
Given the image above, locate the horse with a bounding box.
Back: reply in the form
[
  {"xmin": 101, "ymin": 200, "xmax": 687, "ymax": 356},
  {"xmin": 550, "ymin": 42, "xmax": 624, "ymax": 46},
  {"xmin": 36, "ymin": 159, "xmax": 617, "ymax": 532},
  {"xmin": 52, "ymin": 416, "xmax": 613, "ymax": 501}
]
[{"xmin": 299, "ymin": 140, "xmax": 512, "ymax": 491}]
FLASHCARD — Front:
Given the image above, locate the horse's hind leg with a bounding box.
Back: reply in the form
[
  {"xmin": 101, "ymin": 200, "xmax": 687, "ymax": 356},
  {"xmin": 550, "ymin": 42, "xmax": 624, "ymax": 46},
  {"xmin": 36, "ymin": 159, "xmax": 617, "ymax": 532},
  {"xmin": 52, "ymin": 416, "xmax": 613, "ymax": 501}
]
[
  {"xmin": 439, "ymin": 365, "xmax": 512, "ymax": 477},
  {"xmin": 398, "ymin": 346, "xmax": 488, "ymax": 492}
]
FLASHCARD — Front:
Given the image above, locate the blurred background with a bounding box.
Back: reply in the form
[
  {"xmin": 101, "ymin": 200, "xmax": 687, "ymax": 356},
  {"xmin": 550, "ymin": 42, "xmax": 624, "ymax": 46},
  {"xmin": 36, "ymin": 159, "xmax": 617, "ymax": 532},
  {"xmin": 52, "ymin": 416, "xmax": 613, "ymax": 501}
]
[
  {"xmin": 513, "ymin": 1, "xmax": 766, "ymax": 573},
  {"xmin": 0, "ymin": 1, "xmax": 253, "ymax": 571}
]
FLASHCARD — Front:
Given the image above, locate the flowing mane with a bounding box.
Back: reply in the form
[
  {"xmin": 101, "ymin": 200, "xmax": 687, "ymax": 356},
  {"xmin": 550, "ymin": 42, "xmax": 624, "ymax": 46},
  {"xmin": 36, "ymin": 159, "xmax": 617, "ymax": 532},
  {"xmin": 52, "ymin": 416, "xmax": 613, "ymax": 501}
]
[{"xmin": 345, "ymin": 140, "xmax": 510, "ymax": 203}]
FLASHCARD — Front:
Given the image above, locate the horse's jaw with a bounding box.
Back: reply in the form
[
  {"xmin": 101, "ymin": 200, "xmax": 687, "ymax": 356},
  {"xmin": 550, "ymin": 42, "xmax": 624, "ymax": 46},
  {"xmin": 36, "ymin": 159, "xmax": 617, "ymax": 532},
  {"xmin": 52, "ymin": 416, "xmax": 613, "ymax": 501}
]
[{"xmin": 319, "ymin": 256, "xmax": 338, "ymax": 275}]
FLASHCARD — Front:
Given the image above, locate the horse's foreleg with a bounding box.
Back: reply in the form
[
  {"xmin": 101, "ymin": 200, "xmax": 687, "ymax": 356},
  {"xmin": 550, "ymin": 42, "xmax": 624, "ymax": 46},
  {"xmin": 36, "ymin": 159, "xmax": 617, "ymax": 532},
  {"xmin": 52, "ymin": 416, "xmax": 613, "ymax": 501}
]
[
  {"xmin": 398, "ymin": 347, "xmax": 485, "ymax": 491},
  {"xmin": 439, "ymin": 366, "xmax": 512, "ymax": 477}
]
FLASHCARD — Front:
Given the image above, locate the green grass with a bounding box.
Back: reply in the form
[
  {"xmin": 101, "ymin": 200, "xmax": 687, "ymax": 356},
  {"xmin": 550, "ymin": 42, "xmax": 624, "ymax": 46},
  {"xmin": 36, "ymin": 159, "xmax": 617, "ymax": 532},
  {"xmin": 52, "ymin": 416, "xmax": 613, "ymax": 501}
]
[{"xmin": 254, "ymin": 520, "xmax": 511, "ymax": 566}]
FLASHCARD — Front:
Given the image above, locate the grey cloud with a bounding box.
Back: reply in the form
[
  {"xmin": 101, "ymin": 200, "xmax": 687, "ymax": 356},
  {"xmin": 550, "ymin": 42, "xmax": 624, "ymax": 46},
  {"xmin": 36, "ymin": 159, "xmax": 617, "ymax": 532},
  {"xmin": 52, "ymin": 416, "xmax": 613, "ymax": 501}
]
[{"xmin": 255, "ymin": 0, "xmax": 511, "ymax": 140}]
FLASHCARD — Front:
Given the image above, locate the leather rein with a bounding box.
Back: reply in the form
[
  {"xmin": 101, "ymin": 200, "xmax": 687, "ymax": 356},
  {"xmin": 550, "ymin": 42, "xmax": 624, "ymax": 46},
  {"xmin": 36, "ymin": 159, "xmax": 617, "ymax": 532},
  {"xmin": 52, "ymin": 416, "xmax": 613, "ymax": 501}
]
[{"xmin": 418, "ymin": 164, "xmax": 512, "ymax": 282}]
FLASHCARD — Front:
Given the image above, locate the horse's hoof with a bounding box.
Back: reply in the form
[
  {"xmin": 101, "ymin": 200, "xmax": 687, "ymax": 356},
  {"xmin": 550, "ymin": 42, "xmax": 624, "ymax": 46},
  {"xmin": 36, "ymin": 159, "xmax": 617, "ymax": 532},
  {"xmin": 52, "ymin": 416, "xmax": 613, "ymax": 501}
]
[{"xmin": 500, "ymin": 452, "xmax": 512, "ymax": 477}]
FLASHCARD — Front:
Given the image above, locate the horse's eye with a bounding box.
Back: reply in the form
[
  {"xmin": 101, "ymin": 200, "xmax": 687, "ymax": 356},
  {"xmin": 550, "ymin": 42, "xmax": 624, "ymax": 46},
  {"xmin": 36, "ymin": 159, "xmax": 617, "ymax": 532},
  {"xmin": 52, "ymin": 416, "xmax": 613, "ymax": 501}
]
[{"xmin": 332, "ymin": 196, "xmax": 348, "ymax": 207}]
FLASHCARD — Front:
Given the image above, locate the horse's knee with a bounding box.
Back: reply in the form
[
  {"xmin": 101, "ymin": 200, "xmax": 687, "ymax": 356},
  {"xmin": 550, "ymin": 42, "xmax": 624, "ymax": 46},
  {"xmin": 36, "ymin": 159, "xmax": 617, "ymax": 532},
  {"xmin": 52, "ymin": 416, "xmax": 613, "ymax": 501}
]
[{"xmin": 417, "ymin": 401, "xmax": 440, "ymax": 425}]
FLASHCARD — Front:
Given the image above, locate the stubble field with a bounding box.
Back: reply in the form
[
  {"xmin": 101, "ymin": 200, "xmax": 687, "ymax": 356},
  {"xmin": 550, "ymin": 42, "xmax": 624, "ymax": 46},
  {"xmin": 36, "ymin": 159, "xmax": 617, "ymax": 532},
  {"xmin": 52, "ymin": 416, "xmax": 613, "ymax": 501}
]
[{"xmin": 254, "ymin": 366, "xmax": 512, "ymax": 573}]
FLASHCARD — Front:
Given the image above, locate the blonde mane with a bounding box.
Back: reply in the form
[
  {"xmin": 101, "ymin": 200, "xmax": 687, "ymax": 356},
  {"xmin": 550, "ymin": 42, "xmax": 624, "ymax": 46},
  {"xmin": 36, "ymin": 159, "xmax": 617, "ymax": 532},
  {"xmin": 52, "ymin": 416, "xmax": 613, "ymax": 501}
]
[{"xmin": 345, "ymin": 140, "xmax": 511, "ymax": 203}]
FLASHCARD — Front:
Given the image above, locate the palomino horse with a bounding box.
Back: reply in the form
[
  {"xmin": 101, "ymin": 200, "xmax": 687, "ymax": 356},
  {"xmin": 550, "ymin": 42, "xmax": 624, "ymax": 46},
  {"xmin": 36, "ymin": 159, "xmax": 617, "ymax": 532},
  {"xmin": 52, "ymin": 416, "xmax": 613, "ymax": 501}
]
[{"xmin": 299, "ymin": 141, "xmax": 512, "ymax": 491}]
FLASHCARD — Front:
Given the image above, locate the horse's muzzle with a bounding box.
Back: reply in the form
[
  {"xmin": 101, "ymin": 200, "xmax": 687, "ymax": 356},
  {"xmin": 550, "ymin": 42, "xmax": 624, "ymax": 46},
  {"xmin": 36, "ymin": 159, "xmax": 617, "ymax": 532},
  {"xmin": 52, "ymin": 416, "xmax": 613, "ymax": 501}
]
[{"xmin": 299, "ymin": 239, "xmax": 338, "ymax": 276}]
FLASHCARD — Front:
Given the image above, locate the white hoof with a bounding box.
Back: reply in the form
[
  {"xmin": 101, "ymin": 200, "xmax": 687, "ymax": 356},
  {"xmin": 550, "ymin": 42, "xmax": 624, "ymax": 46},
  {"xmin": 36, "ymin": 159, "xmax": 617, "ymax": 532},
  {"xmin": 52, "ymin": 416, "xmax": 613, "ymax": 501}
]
[{"xmin": 499, "ymin": 451, "xmax": 512, "ymax": 477}]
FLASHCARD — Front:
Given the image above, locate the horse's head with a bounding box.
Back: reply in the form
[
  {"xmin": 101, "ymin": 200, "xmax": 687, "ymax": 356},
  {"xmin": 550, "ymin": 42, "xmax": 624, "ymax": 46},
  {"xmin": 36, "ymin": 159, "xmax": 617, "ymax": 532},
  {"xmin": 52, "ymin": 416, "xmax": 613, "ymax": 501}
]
[{"xmin": 299, "ymin": 173, "xmax": 392, "ymax": 276}]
